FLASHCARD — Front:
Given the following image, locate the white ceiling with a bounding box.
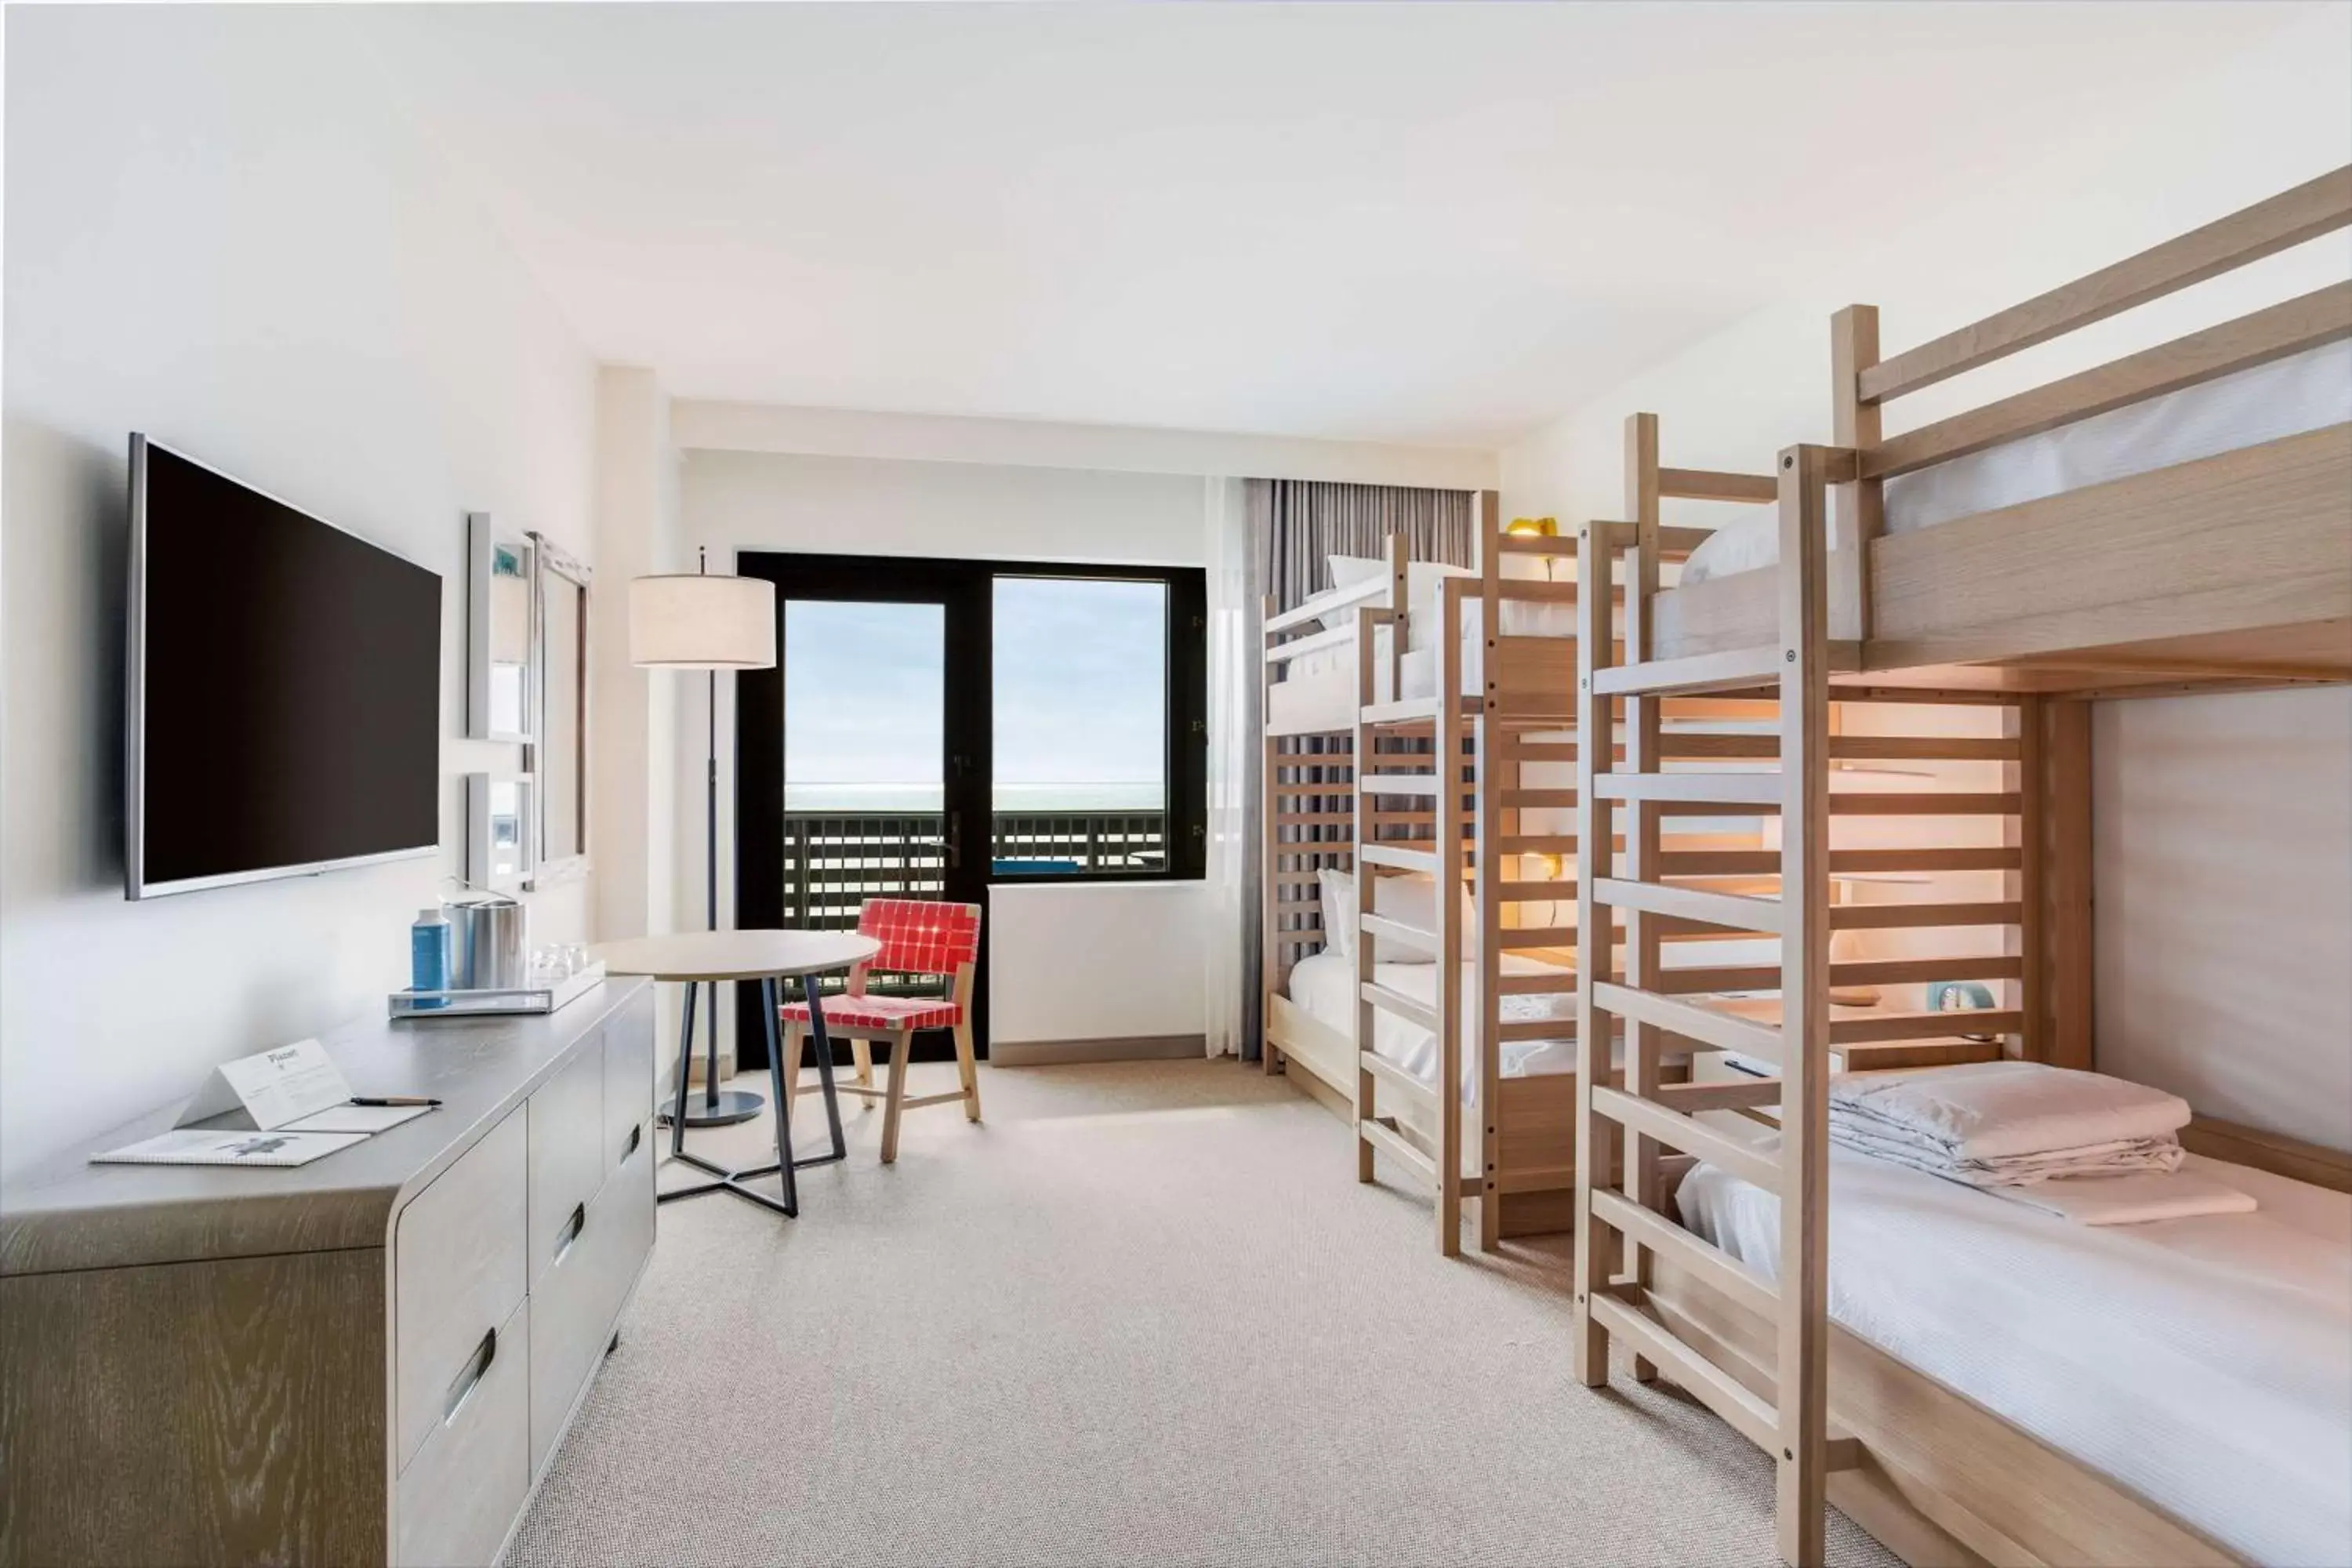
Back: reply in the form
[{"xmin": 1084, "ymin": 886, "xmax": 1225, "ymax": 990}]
[{"xmin": 352, "ymin": 2, "xmax": 2305, "ymax": 448}]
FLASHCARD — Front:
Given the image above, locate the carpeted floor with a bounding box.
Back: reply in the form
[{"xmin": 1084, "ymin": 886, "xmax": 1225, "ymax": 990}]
[{"xmin": 510, "ymin": 1058, "xmax": 1896, "ymax": 1568}]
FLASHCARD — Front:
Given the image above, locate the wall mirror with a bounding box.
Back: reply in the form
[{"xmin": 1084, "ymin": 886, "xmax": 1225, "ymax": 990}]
[
  {"xmin": 528, "ymin": 533, "xmax": 590, "ymax": 887},
  {"xmin": 464, "ymin": 773, "xmax": 535, "ymax": 893},
  {"xmin": 465, "ymin": 513, "xmax": 535, "ymax": 742}
]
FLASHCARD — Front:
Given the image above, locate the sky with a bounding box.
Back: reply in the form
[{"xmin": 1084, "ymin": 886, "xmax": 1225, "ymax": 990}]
[{"xmin": 783, "ymin": 577, "xmax": 1166, "ymax": 810}]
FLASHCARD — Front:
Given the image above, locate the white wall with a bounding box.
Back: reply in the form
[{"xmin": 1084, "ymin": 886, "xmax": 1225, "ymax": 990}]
[
  {"xmin": 2, "ymin": 8, "xmax": 597, "ymax": 1178},
  {"xmin": 1495, "ymin": 9, "xmax": 2352, "ymax": 1145},
  {"xmin": 679, "ymin": 446, "xmax": 1213, "ymax": 1049}
]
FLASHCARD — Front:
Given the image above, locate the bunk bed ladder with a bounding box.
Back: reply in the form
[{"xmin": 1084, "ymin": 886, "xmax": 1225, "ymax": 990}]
[{"xmin": 1574, "ymin": 445, "xmax": 1845, "ymax": 1568}]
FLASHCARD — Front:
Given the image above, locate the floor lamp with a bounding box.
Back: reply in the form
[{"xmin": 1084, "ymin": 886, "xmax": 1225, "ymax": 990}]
[{"xmin": 630, "ymin": 549, "xmax": 778, "ymax": 1127}]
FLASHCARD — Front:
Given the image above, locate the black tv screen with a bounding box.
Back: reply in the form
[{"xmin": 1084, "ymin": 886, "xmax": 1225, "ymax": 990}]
[{"xmin": 128, "ymin": 437, "xmax": 442, "ymax": 898}]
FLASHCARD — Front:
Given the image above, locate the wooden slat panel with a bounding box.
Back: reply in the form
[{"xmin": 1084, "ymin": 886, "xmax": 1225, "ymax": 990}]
[
  {"xmin": 1829, "ymin": 901, "xmax": 2022, "ymax": 931},
  {"xmin": 1829, "ymin": 1011, "xmax": 2024, "ymax": 1045},
  {"xmin": 1359, "ymin": 1116, "xmax": 1436, "ymax": 1185},
  {"xmin": 1359, "ymin": 913, "xmax": 1438, "ymax": 956},
  {"xmin": 1595, "ymin": 772, "xmax": 1784, "ymax": 808},
  {"xmin": 1869, "ymin": 282, "xmax": 2352, "ymax": 478},
  {"xmin": 1359, "ymin": 1049, "xmax": 1436, "ymax": 1108},
  {"xmin": 1858, "ymin": 165, "xmax": 2352, "ymax": 403},
  {"xmin": 1496, "ymin": 925, "xmax": 1578, "ymax": 950},
  {"xmin": 1657, "ymin": 847, "xmax": 2024, "ymax": 877},
  {"xmin": 1359, "ymin": 844, "xmax": 1439, "ymax": 874},
  {"xmin": 1658, "ymin": 956, "xmax": 2026, "ymax": 996},
  {"xmin": 1359, "ymin": 981, "xmax": 1436, "ymax": 1031},
  {"xmin": 1592, "ymin": 1292, "xmax": 1781, "ymax": 1454}
]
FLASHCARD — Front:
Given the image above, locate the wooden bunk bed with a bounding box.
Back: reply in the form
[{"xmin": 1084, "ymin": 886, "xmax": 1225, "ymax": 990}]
[
  {"xmin": 1570, "ymin": 166, "xmax": 2352, "ymax": 1568},
  {"xmin": 1261, "ymin": 495, "xmax": 1779, "ymax": 1256}
]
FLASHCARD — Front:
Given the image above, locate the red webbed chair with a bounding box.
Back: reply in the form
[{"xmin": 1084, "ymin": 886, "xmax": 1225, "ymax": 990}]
[{"xmin": 779, "ymin": 898, "xmax": 982, "ymax": 1163}]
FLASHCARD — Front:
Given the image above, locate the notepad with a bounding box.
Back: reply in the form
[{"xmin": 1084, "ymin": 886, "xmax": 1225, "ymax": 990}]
[{"xmin": 91, "ymin": 1128, "xmax": 367, "ymax": 1168}]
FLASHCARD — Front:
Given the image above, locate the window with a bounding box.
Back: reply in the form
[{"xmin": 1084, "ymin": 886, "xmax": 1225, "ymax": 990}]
[{"xmin": 992, "ymin": 575, "xmax": 1172, "ymax": 877}]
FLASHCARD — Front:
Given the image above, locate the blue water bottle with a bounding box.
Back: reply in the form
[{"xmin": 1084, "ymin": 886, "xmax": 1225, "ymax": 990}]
[{"xmin": 412, "ymin": 907, "xmax": 452, "ymax": 1009}]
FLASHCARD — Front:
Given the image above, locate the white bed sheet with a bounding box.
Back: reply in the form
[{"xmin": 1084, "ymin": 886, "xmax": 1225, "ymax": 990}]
[
  {"xmin": 1678, "ymin": 1142, "xmax": 2352, "ymax": 1566},
  {"xmin": 1284, "ymin": 950, "xmax": 1576, "ymax": 1101},
  {"xmin": 1680, "ymin": 338, "xmax": 2352, "ymax": 586}
]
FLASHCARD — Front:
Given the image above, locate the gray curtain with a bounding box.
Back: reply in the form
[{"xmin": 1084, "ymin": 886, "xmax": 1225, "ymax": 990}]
[{"xmin": 1239, "ymin": 479, "xmax": 1475, "ymax": 1062}]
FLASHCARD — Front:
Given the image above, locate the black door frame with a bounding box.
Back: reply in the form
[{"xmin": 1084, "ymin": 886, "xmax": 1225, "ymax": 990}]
[
  {"xmin": 735, "ymin": 551, "xmax": 1209, "ymax": 1071},
  {"xmin": 736, "ymin": 553, "xmax": 993, "ymax": 1069}
]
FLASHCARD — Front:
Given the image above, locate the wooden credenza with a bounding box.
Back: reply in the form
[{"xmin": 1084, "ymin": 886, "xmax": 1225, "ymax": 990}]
[{"xmin": 0, "ymin": 979, "xmax": 658, "ymax": 1567}]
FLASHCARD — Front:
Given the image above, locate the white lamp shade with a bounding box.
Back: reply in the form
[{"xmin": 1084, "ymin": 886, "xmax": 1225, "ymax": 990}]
[{"xmin": 629, "ymin": 573, "xmax": 777, "ymax": 670}]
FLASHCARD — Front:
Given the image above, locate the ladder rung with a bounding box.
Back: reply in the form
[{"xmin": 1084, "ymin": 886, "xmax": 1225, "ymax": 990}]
[
  {"xmin": 1590, "ymin": 1189, "xmax": 1777, "ymax": 1319},
  {"xmin": 1832, "ymin": 792, "xmax": 2021, "ymax": 816},
  {"xmin": 1360, "ymin": 981, "xmax": 1438, "ymax": 1031},
  {"xmin": 1359, "ymin": 913, "xmax": 1440, "ymax": 956},
  {"xmin": 1497, "ymin": 926, "xmax": 1576, "ymax": 950},
  {"xmin": 1494, "ymin": 880, "xmax": 1574, "ymax": 902},
  {"xmin": 1498, "ymin": 1018, "xmax": 1572, "ymax": 1043},
  {"xmin": 1501, "ymin": 788, "xmax": 1577, "ymax": 808},
  {"xmin": 1359, "ymin": 1115, "xmax": 1437, "ymax": 1185},
  {"xmin": 1493, "ymin": 579, "xmax": 1581, "ymax": 603},
  {"xmin": 1359, "ymin": 1049, "xmax": 1437, "ymax": 1107},
  {"xmin": 1592, "ymin": 645, "xmax": 1780, "ymax": 698},
  {"xmin": 1657, "ymin": 847, "xmax": 2026, "ymax": 877},
  {"xmin": 1594, "ymin": 879, "xmax": 1785, "ymax": 935},
  {"xmin": 1592, "ymin": 1087, "xmax": 1781, "ymax": 1194},
  {"xmin": 1361, "ymin": 771, "xmax": 1443, "ymax": 796},
  {"xmin": 1588, "ymin": 1291, "xmax": 1780, "ymax": 1454},
  {"xmin": 1360, "ymin": 844, "xmax": 1442, "ymax": 875},
  {"xmin": 1360, "ymin": 698, "xmax": 1446, "ymax": 724},
  {"xmin": 1593, "ymin": 981, "xmax": 1785, "ymax": 1064},
  {"xmin": 1497, "ymin": 971, "xmax": 1577, "ymax": 996},
  {"xmin": 1593, "ymin": 773, "xmax": 1784, "ymax": 808}
]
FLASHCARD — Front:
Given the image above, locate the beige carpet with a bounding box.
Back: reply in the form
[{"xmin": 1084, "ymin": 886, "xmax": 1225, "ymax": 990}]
[{"xmin": 511, "ymin": 1059, "xmax": 1896, "ymax": 1568}]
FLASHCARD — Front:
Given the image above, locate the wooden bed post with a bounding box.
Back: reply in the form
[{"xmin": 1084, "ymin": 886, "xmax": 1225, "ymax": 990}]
[
  {"xmin": 1473, "ymin": 490, "xmax": 1506, "ymax": 1253},
  {"xmin": 1831, "ymin": 306, "xmax": 1882, "ymax": 643},
  {"xmin": 2012, "ymin": 695, "xmax": 2048, "ymax": 1064},
  {"xmin": 1572, "ymin": 517, "xmax": 1623, "ymax": 1386},
  {"xmin": 1261, "ymin": 593, "xmax": 1283, "ymax": 1077},
  {"xmin": 1621, "ymin": 416, "xmax": 1664, "ymax": 1383},
  {"xmin": 1435, "ymin": 575, "xmax": 1468, "ymax": 1256},
  {"xmin": 1775, "ymin": 445, "xmax": 1835, "ymax": 1568},
  {"xmin": 1352, "ymin": 601, "xmax": 1380, "ymax": 1180},
  {"xmin": 2042, "ymin": 699, "xmax": 2096, "ymax": 1070}
]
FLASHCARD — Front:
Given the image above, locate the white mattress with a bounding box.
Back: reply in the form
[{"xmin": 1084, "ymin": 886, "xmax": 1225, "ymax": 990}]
[
  {"xmin": 1681, "ymin": 338, "xmax": 2352, "ymax": 586},
  {"xmin": 1679, "ymin": 1142, "xmax": 2352, "ymax": 1566},
  {"xmin": 1284, "ymin": 950, "xmax": 1577, "ymax": 1101}
]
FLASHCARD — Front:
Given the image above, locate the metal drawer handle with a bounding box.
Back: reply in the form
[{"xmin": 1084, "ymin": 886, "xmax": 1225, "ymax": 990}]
[
  {"xmin": 443, "ymin": 1327, "xmax": 496, "ymax": 1428},
  {"xmin": 554, "ymin": 1201, "xmax": 586, "ymax": 1263},
  {"xmin": 622, "ymin": 1122, "xmax": 641, "ymax": 1163}
]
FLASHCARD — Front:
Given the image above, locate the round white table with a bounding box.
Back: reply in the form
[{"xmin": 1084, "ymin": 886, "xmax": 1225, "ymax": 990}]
[{"xmin": 593, "ymin": 930, "xmax": 881, "ymax": 1218}]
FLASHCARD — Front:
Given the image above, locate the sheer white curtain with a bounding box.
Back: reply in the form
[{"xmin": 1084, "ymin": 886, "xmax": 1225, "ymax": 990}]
[{"xmin": 1201, "ymin": 476, "xmax": 1253, "ymax": 1058}]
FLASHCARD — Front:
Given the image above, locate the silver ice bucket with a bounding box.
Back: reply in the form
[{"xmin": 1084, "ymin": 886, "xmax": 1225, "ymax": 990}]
[{"xmin": 448, "ymin": 895, "xmax": 528, "ymax": 990}]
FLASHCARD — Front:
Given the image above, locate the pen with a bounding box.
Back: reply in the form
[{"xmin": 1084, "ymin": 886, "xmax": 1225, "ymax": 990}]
[{"xmin": 350, "ymin": 1096, "xmax": 441, "ymax": 1108}]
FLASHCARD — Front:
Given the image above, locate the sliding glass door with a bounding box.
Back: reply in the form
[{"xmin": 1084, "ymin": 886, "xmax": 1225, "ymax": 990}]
[{"xmin": 735, "ymin": 553, "xmax": 1206, "ymax": 1069}]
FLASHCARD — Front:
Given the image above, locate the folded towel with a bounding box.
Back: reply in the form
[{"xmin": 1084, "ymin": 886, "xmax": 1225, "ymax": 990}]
[
  {"xmin": 1981, "ymin": 1169, "xmax": 2258, "ymax": 1226},
  {"xmin": 1828, "ymin": 1060, "xmax": 2190, "ymax": 1163},
  {"xmin": 1831, "ymin": 1116, "xmax": 2185, "ymax": 1187}
]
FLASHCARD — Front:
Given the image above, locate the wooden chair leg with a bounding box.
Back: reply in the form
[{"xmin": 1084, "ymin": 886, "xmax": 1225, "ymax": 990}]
[
  {"xmin": 779, "ymin": 1022, "xmax": 804, "ymax": 1131},
  {"xmin": 880, "ymin": 1029, "xmax": 916, "ymax": 1163},
  {"xmin": 952, "ymin": 1016, "xmax": 980, "ymax": 1123},
  {"xmin": 851, "ymin": 1037, "xmax": 875, "ymax": 1105}
]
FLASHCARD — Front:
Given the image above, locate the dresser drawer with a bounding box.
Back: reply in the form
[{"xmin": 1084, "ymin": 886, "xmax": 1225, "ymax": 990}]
[
  {"xmin": 527, "ymin": 1112, "xmax": 655, "ymax": 1475},
  {"xmin": 395, "ymin": 1297, "xmax": 531, "ymax": 1568},
  {"xmin": 394, "ymin": 1109, "xmax": 528, "ymax": 1473},
  {"xmin": 602, "ymin": 994, "xmax": 654, "ymax": 1169},
  {"xmin": 528, "ymin": 1040, "xmax": 607, "ymax": 1285}
]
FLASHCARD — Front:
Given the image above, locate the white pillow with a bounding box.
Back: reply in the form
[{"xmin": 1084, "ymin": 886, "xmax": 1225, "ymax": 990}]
[
  {"xmin": 1317, "ymin": 866, "xmax": 1472, "ymax": 964},
  {"xmin": 1318, "ymin": 867, "xmax": 1357, "ymax": 959}
]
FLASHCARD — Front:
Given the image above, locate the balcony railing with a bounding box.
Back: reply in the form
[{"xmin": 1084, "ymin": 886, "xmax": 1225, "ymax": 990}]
[{"xmin": 779, "ymin": 811, "xmax": 1164, "ymax": 993}]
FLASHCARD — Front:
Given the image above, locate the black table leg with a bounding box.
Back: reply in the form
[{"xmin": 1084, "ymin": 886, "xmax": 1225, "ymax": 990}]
[
  {"xmin": 803, "ymin": 977, "xmax": 849, "ymax": 1163},
  {"xmin": 657, "ymin": 968, "xmax": 848, "ymax": 1218}
]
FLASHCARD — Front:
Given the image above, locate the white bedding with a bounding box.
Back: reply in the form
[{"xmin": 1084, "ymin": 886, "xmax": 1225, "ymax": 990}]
[
  {"xmin": 1680, "ymin": 338, "xmax": 2352, "ymax": 586},
  {"xmin": 1284, "ymin": 949, "xmax": 1576, "ymax": 1100},
  {"xmin": 1678, "ymin": 1142, "xmax": 2352, "ymax": 1566}
]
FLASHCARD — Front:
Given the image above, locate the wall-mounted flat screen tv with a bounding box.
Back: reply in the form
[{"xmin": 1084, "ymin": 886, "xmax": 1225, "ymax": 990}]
[{"xmin": 126, "ymin": 436, "xmax": 442, "ymax": 899}]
